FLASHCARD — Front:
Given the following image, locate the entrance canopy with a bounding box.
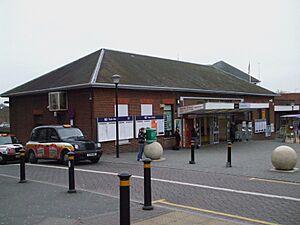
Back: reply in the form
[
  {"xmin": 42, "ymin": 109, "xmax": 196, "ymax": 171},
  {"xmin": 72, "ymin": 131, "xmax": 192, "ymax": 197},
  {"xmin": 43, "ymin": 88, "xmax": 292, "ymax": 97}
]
[
  {"xmin": 178, "ymin": 102, "xmax": 269, "ymax": 115},
  {"xmin": 280, "ymin": 114, "xmax": 300, "ymax": 118}
]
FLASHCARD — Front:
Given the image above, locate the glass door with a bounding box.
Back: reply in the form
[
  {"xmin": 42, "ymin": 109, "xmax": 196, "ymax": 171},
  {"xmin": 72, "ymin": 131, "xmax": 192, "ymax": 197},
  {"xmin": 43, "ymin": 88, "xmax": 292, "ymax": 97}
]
[{"xmin": 209, "ymin": 116, "xmax": 219, "ymax": 144}]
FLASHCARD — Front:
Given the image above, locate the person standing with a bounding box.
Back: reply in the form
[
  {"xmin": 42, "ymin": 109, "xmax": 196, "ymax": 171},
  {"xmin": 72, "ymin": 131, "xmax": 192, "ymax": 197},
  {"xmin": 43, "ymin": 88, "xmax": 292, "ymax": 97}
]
[
  {"xmin": 137, "ymin": 127, "xmax": 146, "ymax": 161},
  {"xmin": 229, "ymin": 123, "xmax": 236, "ymax": 143},
  {"xmin": 174, "ymin": 128, "xmax": 181, "ymax": 150},
  {"xmin": 191, "ymin": 126, "xmax": 199, "ymax": 148}
]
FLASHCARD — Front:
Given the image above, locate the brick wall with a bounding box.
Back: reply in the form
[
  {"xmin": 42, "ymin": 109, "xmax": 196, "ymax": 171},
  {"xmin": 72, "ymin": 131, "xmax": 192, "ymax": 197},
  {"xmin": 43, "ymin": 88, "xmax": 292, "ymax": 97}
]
[
  {"xmin": 9, "ymin": 88, "xmax": 275, "ymax": 154},
  {"xmin": 275, "ymin": 93, "xmax": 300, "ymax": 105},
  {"xmin": 92, "ymin": 88, "xmax": 179, "ymax": 154}
]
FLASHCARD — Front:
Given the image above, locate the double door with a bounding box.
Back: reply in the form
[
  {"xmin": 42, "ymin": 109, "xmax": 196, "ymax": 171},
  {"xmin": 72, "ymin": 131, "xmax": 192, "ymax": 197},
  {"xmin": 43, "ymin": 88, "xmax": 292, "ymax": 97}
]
[{"xmin": 209, "ymin": 116, "xmax": 219, "ymax": 144}]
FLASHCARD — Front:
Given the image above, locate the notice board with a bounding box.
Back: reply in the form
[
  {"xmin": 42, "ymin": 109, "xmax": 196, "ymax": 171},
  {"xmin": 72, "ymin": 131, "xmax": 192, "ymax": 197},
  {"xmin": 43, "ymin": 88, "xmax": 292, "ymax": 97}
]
[
  {"xmin": 97, "ymin": 116, "xmax": 134, "ymax": 142},
  {"xmin": 135, "ymin": 115, "xmax": 164, "ymax": 138},
  {"xmin": 254, "ymin": 119, "xmax": 267, "ymax": 133}
]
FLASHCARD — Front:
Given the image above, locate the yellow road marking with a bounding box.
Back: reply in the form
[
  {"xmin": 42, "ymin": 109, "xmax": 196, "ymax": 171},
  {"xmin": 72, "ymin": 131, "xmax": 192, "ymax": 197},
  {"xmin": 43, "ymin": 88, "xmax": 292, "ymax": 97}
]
[
  {"xmin": 249, "ymin": 178, "xmax": 300, "ymax": 186},
  {"xmin": 152, "ymin": 199, "xmax": 166, "ymax": 204},
  {"xmin": 156, "ymin": 199, "xmax": 280, "ymax": 225}
]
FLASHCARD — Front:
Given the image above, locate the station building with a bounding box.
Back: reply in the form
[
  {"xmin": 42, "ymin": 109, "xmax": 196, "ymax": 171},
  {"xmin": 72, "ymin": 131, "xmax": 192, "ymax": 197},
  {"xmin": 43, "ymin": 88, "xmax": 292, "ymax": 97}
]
[
  {"xmin": 273, "ymin": 93, "xmax": 300, "ymax": 144},
  {"xmin": 1, "ymin": 49, "xmax": 277, "ymax": 153}
]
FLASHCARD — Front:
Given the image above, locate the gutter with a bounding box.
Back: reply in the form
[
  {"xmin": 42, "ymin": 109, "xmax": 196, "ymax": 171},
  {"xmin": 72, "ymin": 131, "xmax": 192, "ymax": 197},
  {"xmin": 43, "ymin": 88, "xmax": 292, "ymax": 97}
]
[{"xmin": 1, "ymin": 82, "xmax": 278, "ymax": 97}]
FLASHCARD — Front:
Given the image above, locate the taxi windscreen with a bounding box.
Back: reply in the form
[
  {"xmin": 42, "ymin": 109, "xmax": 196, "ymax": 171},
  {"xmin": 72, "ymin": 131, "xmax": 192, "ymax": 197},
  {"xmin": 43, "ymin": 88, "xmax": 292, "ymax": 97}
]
[
  {"xmin": 0, "ymin": 136, "xmax": 19, "ymax": 145},
  {"xmin": 57, "ymin": 128, "xmax": 84, "ymax": 140}
]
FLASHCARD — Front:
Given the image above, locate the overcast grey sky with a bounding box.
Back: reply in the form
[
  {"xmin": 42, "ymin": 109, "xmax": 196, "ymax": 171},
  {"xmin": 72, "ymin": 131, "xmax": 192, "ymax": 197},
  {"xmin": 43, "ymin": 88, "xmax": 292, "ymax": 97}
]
[{"xmin": 1, "ymin": 0, "xmax": 299, "ymax": 103}]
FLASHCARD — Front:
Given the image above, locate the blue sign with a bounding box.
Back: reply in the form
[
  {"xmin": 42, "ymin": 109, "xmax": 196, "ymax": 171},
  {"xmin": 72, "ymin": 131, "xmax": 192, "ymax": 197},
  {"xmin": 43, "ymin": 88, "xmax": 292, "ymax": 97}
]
[
  {"xmin": 136, "ymin": 115, "xmax": 163, "ymax": 120},
  {"xmin": 97, "ymin": 116, "xmax": 133, "ymax": 123}
]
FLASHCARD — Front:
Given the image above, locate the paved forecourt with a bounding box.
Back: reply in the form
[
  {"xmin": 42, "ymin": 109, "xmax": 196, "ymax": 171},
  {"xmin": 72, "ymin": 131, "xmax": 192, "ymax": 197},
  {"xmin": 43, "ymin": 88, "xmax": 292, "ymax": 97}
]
[
  {"xmin": 101, "ymin": 140, "xmax": 300, "ymax": 183},
  {"xmin": 0, "ymin": 139, "xmax": 299, "ymax": 225},
  {"xmin": 0, "ymin": 174, "xmax": 245, "ymax": 225}
]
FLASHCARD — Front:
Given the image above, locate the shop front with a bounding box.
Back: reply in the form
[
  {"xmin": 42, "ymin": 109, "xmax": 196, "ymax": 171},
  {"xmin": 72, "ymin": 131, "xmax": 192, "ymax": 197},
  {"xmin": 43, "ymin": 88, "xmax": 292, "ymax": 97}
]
[{"xmin": 178, "ymin": 101, "xmax": 272, "ymax": 147}]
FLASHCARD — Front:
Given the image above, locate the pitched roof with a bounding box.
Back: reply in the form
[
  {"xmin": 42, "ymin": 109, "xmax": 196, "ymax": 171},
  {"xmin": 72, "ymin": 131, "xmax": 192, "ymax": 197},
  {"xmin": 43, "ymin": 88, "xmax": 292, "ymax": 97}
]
[
  {"xmin": 1, "ymin": 49, "xmax": 275, "ymax": 97},
  {"xmin": 212, "ymin": 61, "xmax": 260, "ymax": 84},
  {"xmin": 1, "ymin": 50, "xmax": 101, "ymax": 96}
]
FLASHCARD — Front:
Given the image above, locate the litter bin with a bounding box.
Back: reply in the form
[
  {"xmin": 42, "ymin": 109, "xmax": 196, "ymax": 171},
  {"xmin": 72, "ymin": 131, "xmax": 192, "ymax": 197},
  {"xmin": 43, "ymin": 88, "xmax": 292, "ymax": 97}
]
[{"xmin": 146, "ymin": 128, "xmax": 157, "ymax": 144}]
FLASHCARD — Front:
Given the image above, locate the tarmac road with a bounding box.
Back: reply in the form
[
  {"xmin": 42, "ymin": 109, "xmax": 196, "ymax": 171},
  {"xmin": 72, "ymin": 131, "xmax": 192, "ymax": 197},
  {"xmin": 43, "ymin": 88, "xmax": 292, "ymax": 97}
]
[{"xmin": 0, "ymin": 140, "xmax": 299, "ymax": 225}]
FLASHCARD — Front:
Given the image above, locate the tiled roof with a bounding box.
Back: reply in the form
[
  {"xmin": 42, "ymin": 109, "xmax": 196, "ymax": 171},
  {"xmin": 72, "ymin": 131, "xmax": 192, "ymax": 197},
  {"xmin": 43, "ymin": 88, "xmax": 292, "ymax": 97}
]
[
  {"xmin": 213, "ymin": 61, "xmax": 260, "ymax": 84},
  {"xmin": 1, "ymin": 49, "xmax": 275, "ymax": 97}
]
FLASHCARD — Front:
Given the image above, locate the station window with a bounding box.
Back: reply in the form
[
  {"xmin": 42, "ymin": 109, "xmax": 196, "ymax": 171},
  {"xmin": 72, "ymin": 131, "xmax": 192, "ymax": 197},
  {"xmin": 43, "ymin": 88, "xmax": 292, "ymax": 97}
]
[{"xmin": 164, "ymin": 105, "xmax": 173, "ymax": 136}]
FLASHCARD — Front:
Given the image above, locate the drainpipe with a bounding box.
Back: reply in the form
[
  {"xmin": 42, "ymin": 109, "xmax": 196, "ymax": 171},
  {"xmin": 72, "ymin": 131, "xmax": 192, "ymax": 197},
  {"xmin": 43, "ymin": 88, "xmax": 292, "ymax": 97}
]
[{"xmin": 89, "ymin": 89, "xmax": 94, "ymax": 141}]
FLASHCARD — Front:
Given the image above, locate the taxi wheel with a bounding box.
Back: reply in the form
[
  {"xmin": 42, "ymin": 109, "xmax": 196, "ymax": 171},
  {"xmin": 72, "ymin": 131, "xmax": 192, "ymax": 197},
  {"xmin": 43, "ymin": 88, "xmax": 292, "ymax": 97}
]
[
  {"xmin": 0, "ymin": 154, "xmax": 7, "ymax": 165},
  {"xmin": 90, "ymin": 156, "xmax": 100, "ymax": 164},
  {"xmin": 29, "ymin": 151, "xmax": 37, "ymax": 164}
]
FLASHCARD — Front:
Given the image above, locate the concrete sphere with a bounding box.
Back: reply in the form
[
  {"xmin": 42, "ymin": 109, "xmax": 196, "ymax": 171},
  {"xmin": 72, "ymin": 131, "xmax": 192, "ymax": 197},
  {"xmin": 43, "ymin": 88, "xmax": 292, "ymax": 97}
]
[
  {"xmin": 271, "ymin": 146, "xmax": 298, "ymax": 170},
  {"xmin": 144, "ymin": 142, "xmax": 163, "ymax": 160}
]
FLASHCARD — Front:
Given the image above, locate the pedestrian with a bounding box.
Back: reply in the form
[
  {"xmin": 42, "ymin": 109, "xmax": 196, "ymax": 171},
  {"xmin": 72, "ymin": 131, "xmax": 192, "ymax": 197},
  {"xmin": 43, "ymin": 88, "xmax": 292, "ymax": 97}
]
[
  {"xmin": 230, "ymin": 123, "xmax": 235, "ymax": 143},
  {"xmin": 191, "ymin": 126, "xmax": 200, "ymax": 148},
  {"xmin": 173, "ymin": 128, "xmax": 181, "ymax": 150},
  {"xmin": 137, "ymin": 127, "xmax": 146, "ymax": 161}
]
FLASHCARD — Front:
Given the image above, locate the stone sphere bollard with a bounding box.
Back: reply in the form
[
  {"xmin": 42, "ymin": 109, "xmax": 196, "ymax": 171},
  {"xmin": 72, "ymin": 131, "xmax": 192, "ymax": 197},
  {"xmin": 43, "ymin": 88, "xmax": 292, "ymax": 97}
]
[
  {"xmin": 271, "ymin": 146, "xmax": 298, "ymax": 170},
  {"xmin": 144, "ymin": 142, "xmax": 163, "ymax": 160}
]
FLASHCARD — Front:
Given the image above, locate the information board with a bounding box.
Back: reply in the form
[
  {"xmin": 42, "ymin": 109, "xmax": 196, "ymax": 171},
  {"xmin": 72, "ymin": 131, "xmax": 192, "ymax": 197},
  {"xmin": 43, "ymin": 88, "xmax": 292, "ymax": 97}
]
[
  {"xmin": 254, "ymin": 119, "xmax": 267, "ymax": 133},
  {"xmin": 97, "ymin": 116, "xmax": 134, "ymax": 142},
  {"xmin": 135, "ymin": 115, "xmax": 164, "ymax": 138}
]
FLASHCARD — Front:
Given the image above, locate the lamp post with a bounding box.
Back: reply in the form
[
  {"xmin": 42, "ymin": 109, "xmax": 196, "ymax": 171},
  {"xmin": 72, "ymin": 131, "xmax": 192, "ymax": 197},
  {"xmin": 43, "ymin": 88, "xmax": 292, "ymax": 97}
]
[{"xmin": 112, "ymin": 74, "xmax": 121, "ymax": 158}]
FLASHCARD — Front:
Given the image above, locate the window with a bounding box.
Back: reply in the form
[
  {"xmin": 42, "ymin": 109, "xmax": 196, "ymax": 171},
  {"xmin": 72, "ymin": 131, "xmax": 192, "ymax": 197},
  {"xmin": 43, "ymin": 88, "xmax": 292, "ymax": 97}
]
[
  {"xmin": 114, "ymin": 104, "xmax": 128, "ymax": 117},
  {"xmin": 32, "ymin": 128, "xmax": 48, "ymax": 142},
  {"xmin": 48, "ymin": 92, "xmax": 68, "ymax": 111},
  {"xmin": 48, "ymin": 129, "xmax": 59, "ymax": 141},
  {"xmin": 164, "ymin": 105, "xmax": 173, "ymax": 136},
  {"xmin": 141, "ymin": 104, "xmax": 152, "ymax": 116}
]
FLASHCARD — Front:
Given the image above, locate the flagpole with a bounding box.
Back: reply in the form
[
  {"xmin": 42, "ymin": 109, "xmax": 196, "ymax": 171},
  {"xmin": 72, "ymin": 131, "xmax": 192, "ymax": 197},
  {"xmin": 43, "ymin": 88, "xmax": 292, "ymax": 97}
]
[{"xmin": 248, "ymin": 62, "xmax": 251, "ymax": 83}]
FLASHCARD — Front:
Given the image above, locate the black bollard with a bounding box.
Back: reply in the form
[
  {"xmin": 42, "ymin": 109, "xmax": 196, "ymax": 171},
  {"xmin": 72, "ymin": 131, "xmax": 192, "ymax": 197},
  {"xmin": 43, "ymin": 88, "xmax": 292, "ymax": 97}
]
[
  {"xmin": 118, "ymin": 172, "xmax": 132, "ymax": 225},
  {"xmin": 143, "ymin": 159, "xmax": 153, "ymax": 210},
  {"xmin": 226, "ymin": 142, "xmax": 232, "ymax": 167},
  {"xmin": 19, "ymin": 149, "xmax": 26, "ymax": 183},
  {"xmin": 189, "ymin": 140, "xmax": 195, "ymax": 164},
  {"xmin": 67, "ymin": 152, "xmax": 76, "ymax": 193}
]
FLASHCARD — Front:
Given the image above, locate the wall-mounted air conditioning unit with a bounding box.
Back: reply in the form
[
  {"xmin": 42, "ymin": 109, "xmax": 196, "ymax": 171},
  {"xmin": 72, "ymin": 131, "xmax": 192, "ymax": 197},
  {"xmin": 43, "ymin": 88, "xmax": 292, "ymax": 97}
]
[{"xmin": 48, "ymin": 92, "xmax": 68, "ymax": 111}]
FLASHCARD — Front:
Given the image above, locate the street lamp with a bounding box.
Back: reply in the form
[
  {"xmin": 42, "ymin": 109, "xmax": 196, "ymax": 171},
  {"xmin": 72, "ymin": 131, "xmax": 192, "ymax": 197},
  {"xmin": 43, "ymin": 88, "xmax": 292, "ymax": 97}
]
[{"xmin": 112, "ymin": 74, "xmax": 121, "ymax": 158}]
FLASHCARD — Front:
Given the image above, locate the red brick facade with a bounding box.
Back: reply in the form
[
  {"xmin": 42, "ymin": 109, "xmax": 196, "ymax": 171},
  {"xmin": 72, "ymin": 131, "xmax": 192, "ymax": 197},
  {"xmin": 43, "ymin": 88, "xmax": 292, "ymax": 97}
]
[{"xmin": 9, "ymin": 88, "xmax": 275, "ymax": 154}]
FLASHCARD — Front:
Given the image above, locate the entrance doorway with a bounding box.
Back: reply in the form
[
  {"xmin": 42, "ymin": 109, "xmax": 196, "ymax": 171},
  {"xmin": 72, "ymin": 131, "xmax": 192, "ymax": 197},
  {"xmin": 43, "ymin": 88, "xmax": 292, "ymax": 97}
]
[{"xmin": 209, "ymin": 116, "xmax": 219, "ymax": 144}]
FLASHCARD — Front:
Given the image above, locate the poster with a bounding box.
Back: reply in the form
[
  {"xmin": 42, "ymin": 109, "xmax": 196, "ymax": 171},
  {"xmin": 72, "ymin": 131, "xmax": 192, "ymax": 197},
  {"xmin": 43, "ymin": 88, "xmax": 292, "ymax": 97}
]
[
  {"xmin": 97, "ymin": 116, "xmax": 134, "ymax": 142},
  {"xmin": 135, "ymin": 115, "xmax": 164, "ymax": 138}
]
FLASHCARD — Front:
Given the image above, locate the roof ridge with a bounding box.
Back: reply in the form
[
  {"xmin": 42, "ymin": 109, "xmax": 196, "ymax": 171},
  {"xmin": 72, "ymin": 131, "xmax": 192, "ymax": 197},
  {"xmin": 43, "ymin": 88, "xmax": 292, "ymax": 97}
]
[
  {"xmin": 212, "ymin": 61, "xmax": 260, "ymax": 83},
  {"xmin": 103, "ymin": 48, "xmax": 212, "ymax": 68},
  {"xmin": 90, "ymin": 49, "xmax": 105, "ymax": 84}
]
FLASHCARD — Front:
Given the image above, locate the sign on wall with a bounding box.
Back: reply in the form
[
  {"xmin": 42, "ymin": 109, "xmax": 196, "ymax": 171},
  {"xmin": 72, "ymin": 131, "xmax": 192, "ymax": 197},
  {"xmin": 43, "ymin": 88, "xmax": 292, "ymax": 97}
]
[
  {"xmin": 97, "ymin": 116, "xmax": 134, "ymax": 142},
  {"xmin": 135, "ymin": 115, "xmax": 164, "ymax": 138},
  {"xmin": 254, "ymin": 119, "xmax": 267, "ymax": 133}
]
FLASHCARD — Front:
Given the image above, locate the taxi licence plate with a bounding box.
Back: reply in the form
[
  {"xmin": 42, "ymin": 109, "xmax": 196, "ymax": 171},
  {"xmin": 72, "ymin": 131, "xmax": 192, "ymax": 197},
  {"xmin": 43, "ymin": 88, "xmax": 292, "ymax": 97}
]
[{"xmin": 87, "ymin": 153, "xmax": 97, "ymax": 157}]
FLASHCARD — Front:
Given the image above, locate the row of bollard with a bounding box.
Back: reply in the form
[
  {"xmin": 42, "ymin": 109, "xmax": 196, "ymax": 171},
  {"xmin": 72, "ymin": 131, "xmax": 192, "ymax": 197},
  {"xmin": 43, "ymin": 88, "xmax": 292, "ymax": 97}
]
[
  {"xmin": 19, "ymin": 143, "xmax": 232, "ymax": 225},
  {"xmin": 18, "ymin": 150, "xmax": 153, "ymax": 225},
  {"xmin": 189, "ymin": 140, "xmax": 233, "ymax": 167}
]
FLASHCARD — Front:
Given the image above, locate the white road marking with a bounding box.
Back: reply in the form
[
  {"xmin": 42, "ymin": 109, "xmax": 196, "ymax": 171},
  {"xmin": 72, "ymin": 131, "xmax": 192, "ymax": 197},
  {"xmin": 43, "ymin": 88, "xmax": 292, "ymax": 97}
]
[
  {"xmin": 249, "ymin": 177, "xmax": 300, "ymax": 186},
  {"xmin": 6, "ymin": 163, "xmax": 300, "ymax": 202}
]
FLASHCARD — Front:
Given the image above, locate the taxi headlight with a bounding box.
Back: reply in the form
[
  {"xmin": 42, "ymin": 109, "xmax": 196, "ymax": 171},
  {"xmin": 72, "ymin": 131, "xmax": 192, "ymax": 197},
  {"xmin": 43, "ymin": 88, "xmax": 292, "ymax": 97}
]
[
  {"xmin": 74, "ymin": 144, "xmax": 80, "ymax": 150},
  {"xmin": 96, "ymin": 142, "xmax": 101, "ymax": 149},
  {"xmin": 2, "ymin": 148, "xmax": 8, "ymax": 154}
]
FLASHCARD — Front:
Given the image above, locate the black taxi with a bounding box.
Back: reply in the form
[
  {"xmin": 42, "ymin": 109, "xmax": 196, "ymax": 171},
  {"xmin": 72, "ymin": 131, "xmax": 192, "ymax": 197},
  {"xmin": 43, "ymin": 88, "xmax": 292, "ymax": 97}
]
[{"xmin": 25, "ymin": 125, "xmax": 102, "ymax": 164}]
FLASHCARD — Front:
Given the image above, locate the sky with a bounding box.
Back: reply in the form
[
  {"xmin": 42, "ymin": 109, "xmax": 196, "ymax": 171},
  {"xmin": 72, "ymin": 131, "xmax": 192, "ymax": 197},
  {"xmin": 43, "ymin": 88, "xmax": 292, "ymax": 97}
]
[{"xmin": 0, "ymin": 0, "xmax": 300, "ymax": 103}]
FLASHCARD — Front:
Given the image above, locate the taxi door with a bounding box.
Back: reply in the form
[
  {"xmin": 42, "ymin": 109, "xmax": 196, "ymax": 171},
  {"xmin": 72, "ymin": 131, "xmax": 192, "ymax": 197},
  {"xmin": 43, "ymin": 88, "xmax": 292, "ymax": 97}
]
[
  {"xmin": 35, "ymin": 128, "xmax": 48, "ymax": 158},
  {"xmin": 47, "ymin": 128, "xmax": 60, "ymax": 159}
]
